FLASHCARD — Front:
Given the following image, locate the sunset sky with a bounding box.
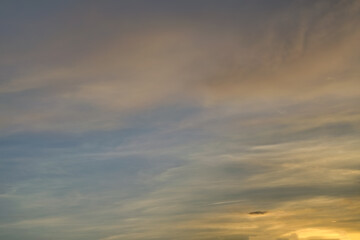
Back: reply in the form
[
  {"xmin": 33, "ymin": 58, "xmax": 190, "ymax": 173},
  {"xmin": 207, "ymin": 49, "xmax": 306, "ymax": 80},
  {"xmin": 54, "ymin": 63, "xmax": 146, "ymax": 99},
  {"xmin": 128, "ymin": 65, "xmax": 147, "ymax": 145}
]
[{"xmin": 1, "ymin": 1, "xmax": 360, "ymax": 239}]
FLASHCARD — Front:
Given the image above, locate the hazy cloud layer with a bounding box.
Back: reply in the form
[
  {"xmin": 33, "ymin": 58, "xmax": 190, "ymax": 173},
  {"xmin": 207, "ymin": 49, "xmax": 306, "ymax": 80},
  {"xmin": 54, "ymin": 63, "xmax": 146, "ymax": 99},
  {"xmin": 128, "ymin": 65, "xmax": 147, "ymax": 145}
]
[{"xmin": 1, "ymin": 1, "xmax": 360, "ymax": 240}]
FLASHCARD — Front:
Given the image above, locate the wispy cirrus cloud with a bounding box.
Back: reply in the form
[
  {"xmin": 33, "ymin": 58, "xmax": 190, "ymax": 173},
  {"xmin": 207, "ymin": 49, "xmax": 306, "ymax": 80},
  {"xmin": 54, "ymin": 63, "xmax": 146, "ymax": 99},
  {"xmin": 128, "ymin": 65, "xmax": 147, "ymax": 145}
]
[{"xmin": 1, "ymin": 1, "xmax": 360, "ymax": 240}]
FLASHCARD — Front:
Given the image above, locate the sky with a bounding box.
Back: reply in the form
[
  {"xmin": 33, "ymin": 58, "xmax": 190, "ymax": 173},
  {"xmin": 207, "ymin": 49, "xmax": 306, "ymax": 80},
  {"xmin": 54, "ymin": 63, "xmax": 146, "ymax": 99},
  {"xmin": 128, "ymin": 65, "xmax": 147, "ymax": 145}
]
[{"xmin": 1, "ymin": 1, "xmax": 360, "ymax": 239}]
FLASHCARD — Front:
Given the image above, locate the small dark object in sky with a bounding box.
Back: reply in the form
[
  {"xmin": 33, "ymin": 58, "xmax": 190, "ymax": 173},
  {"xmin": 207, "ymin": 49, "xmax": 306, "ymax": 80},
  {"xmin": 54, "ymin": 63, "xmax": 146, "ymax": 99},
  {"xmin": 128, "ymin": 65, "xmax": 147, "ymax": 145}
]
[{"xmin": 249, "ymin": 211, "xmax": 267, "ymax": 215}]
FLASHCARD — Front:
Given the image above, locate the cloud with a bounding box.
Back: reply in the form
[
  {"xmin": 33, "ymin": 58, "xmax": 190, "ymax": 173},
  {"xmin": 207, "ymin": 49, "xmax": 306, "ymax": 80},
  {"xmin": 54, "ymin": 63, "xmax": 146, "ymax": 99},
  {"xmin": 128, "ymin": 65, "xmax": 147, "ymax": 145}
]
[
  {"xmin": 249, "ymin": 211, "xmax": 267, "ymax": 215},
  {"xmin": 1, "ymin": 1, "xmax": 360, "ymax": 240},
  {"xmin": 1, "ymin": 0, "xmax": 360, "ymax": 134}
]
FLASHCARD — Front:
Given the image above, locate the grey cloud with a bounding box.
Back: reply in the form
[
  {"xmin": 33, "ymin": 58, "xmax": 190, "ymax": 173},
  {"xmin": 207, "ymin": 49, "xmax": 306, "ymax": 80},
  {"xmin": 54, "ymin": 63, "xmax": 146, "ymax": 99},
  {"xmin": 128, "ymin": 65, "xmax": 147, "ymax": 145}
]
[
  {"xmin": 1, "ymin": 1, "xmax": 359, "ymax": 134},
  {"xmin": 248, "ymin": 211, "xmax": 267, "ymax": 215}
]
